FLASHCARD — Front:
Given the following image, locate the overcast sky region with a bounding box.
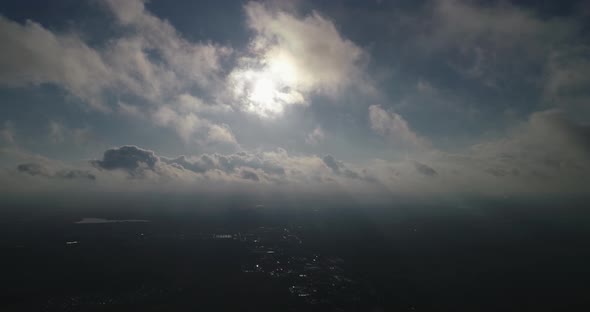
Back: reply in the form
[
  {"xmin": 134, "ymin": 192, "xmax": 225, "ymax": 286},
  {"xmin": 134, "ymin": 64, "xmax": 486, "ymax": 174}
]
[{"xmin": 1, "ymin": 0, "xmax": 589, "ymax": 202}]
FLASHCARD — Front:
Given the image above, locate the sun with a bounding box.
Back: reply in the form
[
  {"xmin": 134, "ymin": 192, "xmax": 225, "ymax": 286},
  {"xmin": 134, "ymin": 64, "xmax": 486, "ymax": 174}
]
[
  {"xmin": 230, "ymin": 53, "xmax": 305, "ymax": 118},
  {"xmin": 250, "ymin": 77, "xmax": 279, "ymax": 112}
]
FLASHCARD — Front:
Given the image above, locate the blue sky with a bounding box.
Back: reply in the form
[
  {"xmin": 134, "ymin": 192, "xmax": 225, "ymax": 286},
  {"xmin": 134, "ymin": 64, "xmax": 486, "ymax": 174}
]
[{"xmin": 1, "ymin": 0, "xmax": 589, "ymax": 199}]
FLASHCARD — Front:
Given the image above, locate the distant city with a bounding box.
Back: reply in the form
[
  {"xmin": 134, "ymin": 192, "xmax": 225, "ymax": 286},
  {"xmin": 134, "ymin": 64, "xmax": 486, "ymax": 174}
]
[
  {"xmin": 239, "ymin": 226, "xmax": 365, "ymax": 308},
  {"xmin": 24, "ymin": 219, "xmax": 374, "ymax": 311}
]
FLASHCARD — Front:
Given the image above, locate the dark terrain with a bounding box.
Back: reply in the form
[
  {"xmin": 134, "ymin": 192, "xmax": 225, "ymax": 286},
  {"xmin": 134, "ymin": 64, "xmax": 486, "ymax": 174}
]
[{"xmin": 1, "ymin": 198, "xmax": 589, "ymax": 311}]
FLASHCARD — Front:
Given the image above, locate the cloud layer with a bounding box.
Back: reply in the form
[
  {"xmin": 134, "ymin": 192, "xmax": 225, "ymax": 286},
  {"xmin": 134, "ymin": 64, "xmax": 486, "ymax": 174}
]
[{"xmin": 4, "ymin": 108, "xmax": 588, "ymax": 198}]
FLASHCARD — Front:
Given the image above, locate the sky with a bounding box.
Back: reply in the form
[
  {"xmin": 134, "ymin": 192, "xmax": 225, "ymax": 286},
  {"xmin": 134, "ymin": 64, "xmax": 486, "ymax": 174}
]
[{"xmin": 0, "ymin": 0, "xmax": 589, "ymax": 202}]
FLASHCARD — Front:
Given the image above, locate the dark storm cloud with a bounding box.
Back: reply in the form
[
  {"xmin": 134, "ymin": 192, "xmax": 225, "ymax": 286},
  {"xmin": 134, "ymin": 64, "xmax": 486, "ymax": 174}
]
[
  {"xmin": 413, "ymin": 161, "xmax": 438, "ymax": 177},
  {"xmin": 92, "ymin": 145, "xmax": 159, "ymax": 172}
]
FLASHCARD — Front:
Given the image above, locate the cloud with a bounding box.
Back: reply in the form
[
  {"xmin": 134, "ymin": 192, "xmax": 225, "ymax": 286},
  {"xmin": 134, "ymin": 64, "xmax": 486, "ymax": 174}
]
[
  {"xmin": 428, "ymin": 109, "xmax": 590, "ymax": 193},
  {"xmin": 91, "ymin": 146, "xmax": 288, "ymax": 183},
  {"xmin": 0, "ymin": 121, "xmax": 15, "ymax": 144},
  {"xmin": 17, "ymin": 162, "xmax": 95, "ymax": 181},
  {"xmin": 48, "ymin": 121, "xmax": 92, "ymax": 144},
  {"xmin": 17, "ymin": 163, "xmax": 50, "ymax": 177},
  {"xmin": 77, "ymin": 147, "xmax": 366, "ymax": 190},
  {"xmin": 1, "ymin": 146, "xmax": 359, "ymax": 196},
  {"xmin": 416, "ymin": 80, "xmax": 437, "ymax": 94},
  {"xmin": 430, "ymin": 0, "xmax": 564, "ymax": 46},
  {"xmin": 228, "ymin": 2, "xmax": 370, "ymax": 117},
  {"xmin": 305, "ymin": 126, "xmax": 325, "ymax": 145},
  {"xmin": 55, "ymin": 169, "xmax": 96, "ymax": 181},
  {"xmin": 470, "ymin": 110, "xmax": 590, "ymax": 173},
  {"xmin": 240, "ymin": 169, "xmax": 260, "ymax": 181},
  {"xmin": 176, "ymin": 93, "xmax": 232, "ymax": 114},
  {"xmin": 0, "ymin": 0, "xmax": 233, "ymax": 144},
  {"xmin": 0, "ymin": 17, "xmax": 112, "ymax": 111},
  {"xmin": 163, "ymin": 155, "xmax": 213, "ymax": 174},
  {"xmin": 88, "ymin": 146, "xmax": 372, "ymax": 187},
  {"xmin": 206, "ymin": 124, "xmax": 237, "ymax": 145},
  {"xmin": 544, "ymin": 47, "xmax": 590, "ymax": 109},
  {"xmin": 413, "ymin": 161, "xmax": 438, "ymax": 177},
  {"xmin": 151, "ymin": 106, "xmax": 237, "ymax": 145},
  {"xmin": 369, "ymin": 105, "xmax": 428, "ymax": 147},
  {"xmin": 322, "ymin": 155, "xmax": 340, "ymax": 173},
  {"xmin": 102, "ymin": 0, "xmax": 229, "ymax": 89},
  {"xmin": 4, "ymin": 109, "xmax": 590, "ymax": 198},
  {"xmin": 92, "ymin": 145, "xmax": 159, "ymax": 173},
  {"xmin": 366, "ymin": 109, "xmax": 589, "ymax": 195},
  {"xmin": 117, "ymin": 101, "xmax": 144, "ymax": 118},
  {"xmin": 399, "ymin": 0, "xmax": 579, "ymax": 88},
  {"xmin": 246, "ymin": 2, "xmax": 366, "ymax": 93},
  {"xmin": 152, "ymin": 107, "xmax": 207, "ymax": 143},
  {"xmin": 164, "ymin": 151, "xmax": 286, "ymax": 177},
  {"xmin": 100, "ymin": 0, "xmax": 234, "ymax": 143},
  {"xmin": 322, "ymin": 154, "xmax": 370, "ymax": 181}
]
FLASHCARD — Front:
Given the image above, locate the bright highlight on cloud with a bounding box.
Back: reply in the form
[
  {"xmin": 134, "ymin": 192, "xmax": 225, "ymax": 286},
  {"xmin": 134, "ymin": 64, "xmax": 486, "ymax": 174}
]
[
  {"xmin": 228, "ymin": 2, "xmax": 367, "ymax": 118},
  {"xmin": 369, "ymin": 105, "xmax": 428, "ymax": 148}
]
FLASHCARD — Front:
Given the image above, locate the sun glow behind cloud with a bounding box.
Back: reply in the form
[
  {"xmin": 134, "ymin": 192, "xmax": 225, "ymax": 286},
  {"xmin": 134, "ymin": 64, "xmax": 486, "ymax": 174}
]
[
  {"xmin": 227, "ymin": 2, "xmax": 367, "ymax": 119},
  {"xmin": 230, "ymin": 52, "xmax": 305, "ymax": 118}
]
